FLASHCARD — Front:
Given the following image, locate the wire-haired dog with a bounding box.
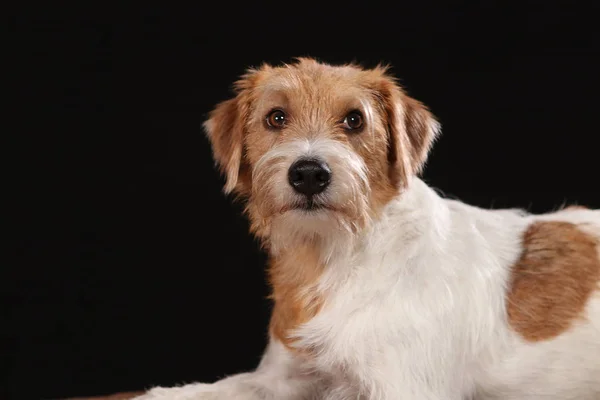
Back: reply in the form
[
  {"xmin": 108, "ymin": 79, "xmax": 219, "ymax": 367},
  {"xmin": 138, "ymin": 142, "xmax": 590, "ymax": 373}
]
[{"xmin": 135, "ymin": 58, "xmax": 600, "ymax": 399}]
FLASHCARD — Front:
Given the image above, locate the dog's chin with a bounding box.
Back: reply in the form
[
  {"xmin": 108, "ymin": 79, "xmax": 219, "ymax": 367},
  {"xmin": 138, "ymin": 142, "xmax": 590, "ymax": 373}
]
[
  {"xmin": 272, "ymin": 205, "xmax": 337, "ymax": 238},
  {"xmin": 267, "ymin": 198, "xmax": 361, "ymax": 246},
  {"xmin": 279, "ymin": 198, "xmax": 350, "ymax": 231}
]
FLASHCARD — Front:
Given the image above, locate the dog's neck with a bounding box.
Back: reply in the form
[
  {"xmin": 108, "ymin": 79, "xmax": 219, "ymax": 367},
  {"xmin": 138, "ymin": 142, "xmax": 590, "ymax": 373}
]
[{"xmin": 264, "ymin": 177, "xmax": 451, "ymax": 349}]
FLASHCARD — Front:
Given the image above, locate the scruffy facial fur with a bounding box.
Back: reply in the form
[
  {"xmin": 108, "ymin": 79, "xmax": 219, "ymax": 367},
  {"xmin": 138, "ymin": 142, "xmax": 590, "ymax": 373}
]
[
  {"xmin": 204, "ymin": 58, "xmax": 439, "ymax": 254},
  {"xmin": 134, "ymin": 59, "xmax": 600, "ymax": 400}
]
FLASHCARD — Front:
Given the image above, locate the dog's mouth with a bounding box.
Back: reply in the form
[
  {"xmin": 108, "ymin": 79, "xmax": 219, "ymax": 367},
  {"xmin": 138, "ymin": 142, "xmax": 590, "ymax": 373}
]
[
  {"xmin": 301, "ymin": 198, "xmax": 324, "ymax": 211},
  {"xmin": 279, "ymin": 197, "xmax": 333, "ymax": 214}
]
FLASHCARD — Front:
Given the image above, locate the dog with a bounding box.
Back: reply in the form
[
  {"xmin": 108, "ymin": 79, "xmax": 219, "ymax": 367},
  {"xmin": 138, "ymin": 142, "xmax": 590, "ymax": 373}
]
[{"xmin": 134, "ymin": 58, "xmax": 600, "ymax": 399}]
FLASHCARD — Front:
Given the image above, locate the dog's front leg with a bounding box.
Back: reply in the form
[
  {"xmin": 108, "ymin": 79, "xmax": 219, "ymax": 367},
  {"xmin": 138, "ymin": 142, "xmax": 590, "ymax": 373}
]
[{"xmin": 132, "ymin": 339, "xmax": 324, "ymax": 400}]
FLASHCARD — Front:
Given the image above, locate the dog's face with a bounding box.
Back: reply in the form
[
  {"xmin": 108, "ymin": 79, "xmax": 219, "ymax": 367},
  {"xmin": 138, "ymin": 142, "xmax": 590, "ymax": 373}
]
[{"xmin": 205, "ymin": 58, "xmax": 440, "ymax": 245}]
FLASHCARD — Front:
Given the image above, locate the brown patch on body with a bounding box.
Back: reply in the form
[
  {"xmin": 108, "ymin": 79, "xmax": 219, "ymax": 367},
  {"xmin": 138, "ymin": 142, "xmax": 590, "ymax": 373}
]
[
  {"xmin": 507, "ymin": 221, "xmax": 600, "ymax": 341},
  {"xmin": 268, "ymin": 241, "xmax": 324, "ymax": 353}
]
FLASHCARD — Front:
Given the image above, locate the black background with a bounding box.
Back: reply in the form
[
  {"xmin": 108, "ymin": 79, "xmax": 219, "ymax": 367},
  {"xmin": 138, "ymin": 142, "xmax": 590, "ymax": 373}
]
[{"xmin": 6, "ymin": 2, "xmax": 600, "ymax": 399}]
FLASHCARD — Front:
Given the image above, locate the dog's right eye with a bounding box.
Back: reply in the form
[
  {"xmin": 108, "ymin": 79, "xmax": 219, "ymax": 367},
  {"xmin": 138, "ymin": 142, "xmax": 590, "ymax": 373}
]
[{"xmin": 266, "ymin": 109, "xmax": 286, "ymax": 129}]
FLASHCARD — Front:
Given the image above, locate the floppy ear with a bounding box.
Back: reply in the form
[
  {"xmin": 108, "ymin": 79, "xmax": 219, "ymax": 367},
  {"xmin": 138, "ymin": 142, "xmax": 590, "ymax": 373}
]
[
  {"xmin": 204, "ymin": 69, "xmax": 265, "ymax": 196},
  {"xmin": 376, "ymin": 76, "xmax": 441, "ymax": 188},
  {"xmin": 203, "ymin": 97, "xmax": 246, "ymax": 194}
]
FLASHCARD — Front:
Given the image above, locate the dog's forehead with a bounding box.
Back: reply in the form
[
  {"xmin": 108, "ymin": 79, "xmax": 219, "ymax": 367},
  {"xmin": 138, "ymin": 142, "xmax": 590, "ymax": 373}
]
[{"xmin": 256, "ymin": 63, "xmax": 372, "ymax": 102}]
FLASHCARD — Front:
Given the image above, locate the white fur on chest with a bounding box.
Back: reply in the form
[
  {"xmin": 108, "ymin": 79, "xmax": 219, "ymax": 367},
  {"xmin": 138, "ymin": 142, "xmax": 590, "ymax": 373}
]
[
  {"xmin": 289, "ymin": 180, "xmax": 529, "ymax": 398},
  {"xmin": 292, "ymin": 180, "xmax": 600, "ymax": 399}
]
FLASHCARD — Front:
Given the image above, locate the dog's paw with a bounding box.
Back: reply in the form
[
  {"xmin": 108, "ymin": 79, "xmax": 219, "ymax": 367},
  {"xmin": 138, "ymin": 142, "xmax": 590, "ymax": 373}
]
[{"xmin": 131, "ymin": 384, "xmax": 221, "ymax": 400}]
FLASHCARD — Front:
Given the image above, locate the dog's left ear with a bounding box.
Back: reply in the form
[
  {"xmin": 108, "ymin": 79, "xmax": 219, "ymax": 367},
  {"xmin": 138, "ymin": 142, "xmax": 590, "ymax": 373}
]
[{"xmin": 375, "ymin": 74, "xmax": 441, "ymax": 188}]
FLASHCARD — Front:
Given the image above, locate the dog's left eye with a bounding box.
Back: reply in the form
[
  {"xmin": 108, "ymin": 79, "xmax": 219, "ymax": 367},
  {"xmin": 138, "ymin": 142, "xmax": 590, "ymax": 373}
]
[{"xmin": 343, "ymin": 111, "xmax": 364, "ymax": 131}]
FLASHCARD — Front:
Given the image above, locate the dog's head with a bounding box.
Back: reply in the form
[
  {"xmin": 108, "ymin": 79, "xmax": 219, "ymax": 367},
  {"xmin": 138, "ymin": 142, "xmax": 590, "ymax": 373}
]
[{"xmin": 204, "ymin": 58, "xmax": 440, "ymax": 247}]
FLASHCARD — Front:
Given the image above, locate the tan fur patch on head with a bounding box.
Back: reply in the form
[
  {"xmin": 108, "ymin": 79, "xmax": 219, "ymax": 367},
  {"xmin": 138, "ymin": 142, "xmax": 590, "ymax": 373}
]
[
  {"xmin": 507, "ymin": 221, "xmax": 600, "ymax": 342},
  {"xmin": 268, "ymin": 241, "xmax": 324, "ymax": 353},
  {"xmin": 204, "ymin": 58, "xmax": 441, "ymax": 235}
]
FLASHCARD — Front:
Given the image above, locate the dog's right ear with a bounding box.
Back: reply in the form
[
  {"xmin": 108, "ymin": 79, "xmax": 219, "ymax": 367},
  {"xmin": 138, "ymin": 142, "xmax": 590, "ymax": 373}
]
[
  {"xmin": 204, "ymin": 96, "xmax": 247, "ymax": 194},
  {"xmin": 204, "ymin": 66, "xmax": 266, "ymax": 196}
]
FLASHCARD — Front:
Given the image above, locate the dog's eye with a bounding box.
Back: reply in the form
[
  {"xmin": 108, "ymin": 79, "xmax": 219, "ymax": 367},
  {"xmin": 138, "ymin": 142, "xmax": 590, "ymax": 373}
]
[
  {"xmin": 343, "ymin": 111, "xmax": 364, "ymax": 131},
  {"xmin": 266, "ymin": 109, "xmax": 286, "ymax": 129}
]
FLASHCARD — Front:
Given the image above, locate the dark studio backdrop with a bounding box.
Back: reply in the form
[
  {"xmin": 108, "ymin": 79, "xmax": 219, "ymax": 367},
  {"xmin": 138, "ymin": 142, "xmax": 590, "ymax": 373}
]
[{"xmin": 6, "ymin": 2, "xmax": 600, "ymax": 399}]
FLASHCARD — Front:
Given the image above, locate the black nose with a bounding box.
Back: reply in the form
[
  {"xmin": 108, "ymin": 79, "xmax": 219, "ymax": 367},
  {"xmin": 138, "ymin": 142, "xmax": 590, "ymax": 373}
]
[{"xmin": 288, "ymin": 159, "xmax": 331, "ymax": 196}]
